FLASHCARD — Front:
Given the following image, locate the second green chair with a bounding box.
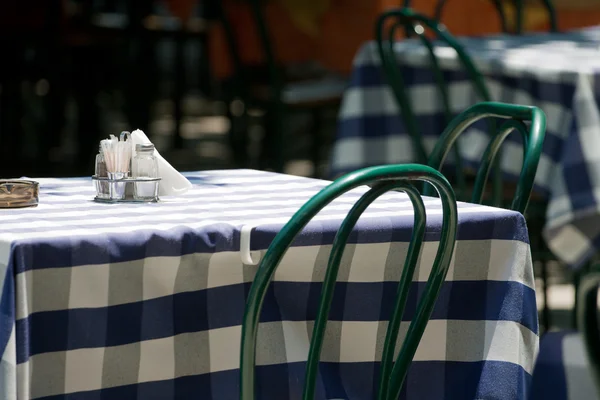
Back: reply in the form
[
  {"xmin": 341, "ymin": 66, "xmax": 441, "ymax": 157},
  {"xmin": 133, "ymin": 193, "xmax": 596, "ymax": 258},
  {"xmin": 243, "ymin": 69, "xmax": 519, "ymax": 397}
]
[
  {"xmin": 376, "ymin": 8, "xmax": 547, "ymax": 213},
  {"xmin": 426, "ymin": 101, "xmax": 546, "ymax": 214},
  {"xmin": 375, "ymin": 7, "xmax": 551, "ymax": 328},
  {"xmin": 376, "ymin": 8, "xmax": 494, "ymax": 203}
]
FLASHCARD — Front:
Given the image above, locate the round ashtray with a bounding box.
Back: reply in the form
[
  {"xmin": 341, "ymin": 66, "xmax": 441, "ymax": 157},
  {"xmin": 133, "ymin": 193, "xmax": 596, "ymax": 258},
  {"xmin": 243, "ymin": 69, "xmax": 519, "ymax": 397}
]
[{"xmin": 0, "ymin": 180, "xmax": 39, "ymax": 208}]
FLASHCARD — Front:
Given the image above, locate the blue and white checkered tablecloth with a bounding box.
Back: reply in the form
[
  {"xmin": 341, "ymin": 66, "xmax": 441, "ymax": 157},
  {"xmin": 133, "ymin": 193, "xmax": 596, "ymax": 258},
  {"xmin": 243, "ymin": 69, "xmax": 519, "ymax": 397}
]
[
  {"xmin": 331, "ymin": 29, "xmax": 600, "ymax": 268},
  {"xmin": 0, "ymin": 170, "xmax": 537, "ymax": 399},
  {"xmin": 530, "ymin": 331, "xmax": 598, "ymax": 400}
]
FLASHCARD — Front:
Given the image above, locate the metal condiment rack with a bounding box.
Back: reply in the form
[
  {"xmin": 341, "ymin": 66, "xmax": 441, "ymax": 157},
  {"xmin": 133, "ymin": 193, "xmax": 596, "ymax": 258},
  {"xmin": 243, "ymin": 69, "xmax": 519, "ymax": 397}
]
[{"xmin": 92, "ymin": 176, "xmax": 161, "ymax": 203}]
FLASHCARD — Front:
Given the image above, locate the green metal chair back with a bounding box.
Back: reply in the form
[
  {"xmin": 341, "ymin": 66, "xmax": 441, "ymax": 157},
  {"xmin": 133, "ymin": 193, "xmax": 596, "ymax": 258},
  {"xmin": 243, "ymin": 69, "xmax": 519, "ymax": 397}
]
[
  {"xmin": 433, "ymin": 0, "xmax": 508, "ymax": 32},
  {"xmin": 375, "ymin": 7, "xmax": 493, "ymax": 201},
  {"xmin": 512, "ymin": 0, "xmax": 559, "ymax": 34},
  {"xmin": 577, "ymin": 266, "xmax": 600, "ymax": 398},
  {"xmin": 430, "ymin": 0, "xmax": 558, "ymax": 34},
  {"xmin": 239, "ymin": 164, "xmax": 458, "ymax": 400},
  {"xmin": 425, "ymin": 101, "xmax": 546, "ymax": 214}
]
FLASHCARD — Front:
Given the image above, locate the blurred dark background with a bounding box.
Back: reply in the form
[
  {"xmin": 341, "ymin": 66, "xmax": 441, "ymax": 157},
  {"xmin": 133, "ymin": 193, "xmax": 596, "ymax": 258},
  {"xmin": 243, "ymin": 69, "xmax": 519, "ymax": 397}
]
[
  {"xmin": 0, "ymin": 0, "xmax": 345, "ymax": 178},
  {"xmin": 3, "ymin": 0, "xmax": 593, "ymax": 179}
]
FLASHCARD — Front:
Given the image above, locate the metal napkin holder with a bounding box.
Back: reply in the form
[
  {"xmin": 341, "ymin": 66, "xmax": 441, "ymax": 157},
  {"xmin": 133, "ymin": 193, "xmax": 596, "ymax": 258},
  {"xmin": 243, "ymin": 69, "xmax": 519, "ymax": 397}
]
[{"xmin": 92, "ymin": 175, "xmax": 161, "ymax": 203}]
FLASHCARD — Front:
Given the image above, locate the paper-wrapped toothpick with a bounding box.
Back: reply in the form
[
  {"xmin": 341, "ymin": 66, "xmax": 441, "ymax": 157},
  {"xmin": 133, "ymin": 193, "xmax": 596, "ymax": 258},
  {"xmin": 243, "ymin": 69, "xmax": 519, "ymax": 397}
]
[
  {"xmin": 99, "ymin": 132, "xmax": 132, "ymax": 200},
  {"xmin": 100, "ymin": 133, "xmax": 132, "ymax": 174},
  {"xmin": 130, "ymin": 129, "xmax": 192, "ymax": 196}
]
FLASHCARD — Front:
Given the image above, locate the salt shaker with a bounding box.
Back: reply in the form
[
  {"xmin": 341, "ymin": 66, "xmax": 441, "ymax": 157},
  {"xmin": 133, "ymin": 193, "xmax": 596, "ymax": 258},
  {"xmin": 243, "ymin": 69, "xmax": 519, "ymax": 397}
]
[
  {"xmin": 132, "ymin": 143, "xmax": 159, "ymax": 200},
  {"xmin": 94, "ymin": 145, "xmax": 110, "ymax": 199}
]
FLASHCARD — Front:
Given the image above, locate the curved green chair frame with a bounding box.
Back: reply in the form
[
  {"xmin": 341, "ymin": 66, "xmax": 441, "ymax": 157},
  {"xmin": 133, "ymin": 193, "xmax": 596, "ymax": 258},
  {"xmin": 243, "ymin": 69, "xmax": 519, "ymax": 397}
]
[
  {"xmin": 429, "ymin": 0, "xmax": 558, "ymax": 34},
  {"xmin": 576, "ymin": 266, "xmax": 600, "ymax": 398},
  {"xmin": 513, "ymin": 0, "xmax": 559, "ymax": 34},
  {"xmin": 375, "ymin": 8, "xmax": 495, "ymax": 200},
  {"xmin": 425, "ymin": 101, "xmax": 546, "ymax": 214},
  {"xmin": 239, "ymin": 164, "xmax": 458, "ymax": 400}
]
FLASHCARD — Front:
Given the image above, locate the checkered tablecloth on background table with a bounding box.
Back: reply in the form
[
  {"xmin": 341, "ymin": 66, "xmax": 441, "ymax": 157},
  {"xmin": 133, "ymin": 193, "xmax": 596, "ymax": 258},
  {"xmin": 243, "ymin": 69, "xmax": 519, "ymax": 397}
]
[
  {"xmin": 331, "ymin": 29, "xmax": 600, "ymax": 268},
  {"xmin": 530, "ymin": 331, "xmax": 598, "ymax": 400},
  {"xmin": 0, "ymin": 170, "xmax": 537, "ymax": 399}
]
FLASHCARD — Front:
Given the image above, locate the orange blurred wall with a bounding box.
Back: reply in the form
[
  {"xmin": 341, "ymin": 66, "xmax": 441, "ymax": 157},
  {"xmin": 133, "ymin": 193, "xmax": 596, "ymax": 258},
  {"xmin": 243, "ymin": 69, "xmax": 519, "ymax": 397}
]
[{"xmin": 209, "ymin": 0, "xmax": 600, "ymax": 78}]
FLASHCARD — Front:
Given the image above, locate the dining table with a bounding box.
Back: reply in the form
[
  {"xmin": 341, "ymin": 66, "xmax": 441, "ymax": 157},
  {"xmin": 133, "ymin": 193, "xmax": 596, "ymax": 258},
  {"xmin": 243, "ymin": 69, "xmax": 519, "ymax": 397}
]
[
  {"xmin": 0, "ymin": 169, "xmax": 537, "ymax": 399},
  {"xmin": 331, "ymin": 27, "xmax": 600, "ymax": 270}
]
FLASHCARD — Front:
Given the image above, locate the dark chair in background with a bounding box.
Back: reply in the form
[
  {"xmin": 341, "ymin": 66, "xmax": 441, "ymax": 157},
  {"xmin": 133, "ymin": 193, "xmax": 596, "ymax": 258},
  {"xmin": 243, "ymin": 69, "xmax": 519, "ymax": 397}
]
[
  {"xmin": 0, "ymin": 1, "xmax": 65, "ymax": 176},
  {"xmin": 530, "ymin": 265, "xmax": 600, "ymax": 399},
  {"xmin": 420, "ymin": 0, "xmax": 559, "ymax": 33},
  {"xmin": 0, "ymin": 0, "xmax": 140, "ymax": 175},
  {"xmin": 0, "ymin": 0, "xmax": 218, "ymax": 176},
  {"xmin": 83, "ymin": 0, "xmax": 212, "ymax": 151},
  {"xmin": 578, "ymin": 266, "xmax": 600, "ymax": 397},
  {"xmin": 216, "ymin": 0, "xmax": 347, "ymax": 176}
]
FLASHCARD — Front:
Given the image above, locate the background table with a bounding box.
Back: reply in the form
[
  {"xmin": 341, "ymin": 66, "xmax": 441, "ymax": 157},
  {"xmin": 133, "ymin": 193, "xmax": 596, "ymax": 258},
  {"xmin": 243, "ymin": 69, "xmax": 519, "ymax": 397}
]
[
  {"xmin": 0, "ymin": 170, "xmax": 536, "ymax": 399},
  {"xmin": 530, "ymin": 331, "xmax": 598, "ymax": 400},
  {"xmin": 331, "ymin": 29, "xmax": 600, "ymax": 269}
]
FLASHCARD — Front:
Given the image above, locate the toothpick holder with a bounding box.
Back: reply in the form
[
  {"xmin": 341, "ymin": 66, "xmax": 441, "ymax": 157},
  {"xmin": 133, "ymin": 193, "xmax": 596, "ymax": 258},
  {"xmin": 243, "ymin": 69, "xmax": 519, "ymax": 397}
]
[{"xmin": 107, "ymin": 172, "xmax": 126, "ymax": 200}]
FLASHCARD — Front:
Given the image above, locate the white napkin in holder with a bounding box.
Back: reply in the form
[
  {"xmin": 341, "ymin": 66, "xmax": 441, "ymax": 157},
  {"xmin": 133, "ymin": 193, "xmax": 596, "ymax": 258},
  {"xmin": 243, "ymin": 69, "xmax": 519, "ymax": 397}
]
[{"xmin": 130, "ymin": 129, "xmax": 192, "ymax": 196}]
